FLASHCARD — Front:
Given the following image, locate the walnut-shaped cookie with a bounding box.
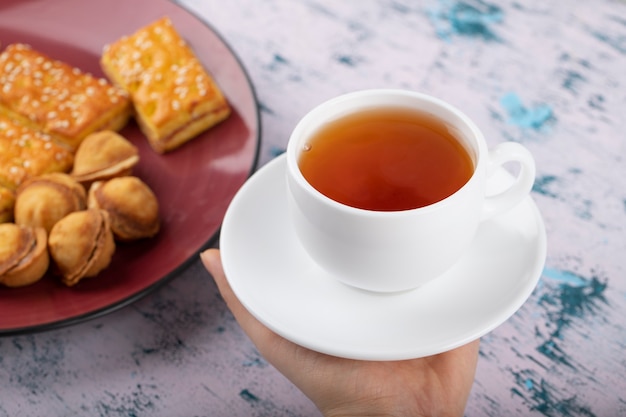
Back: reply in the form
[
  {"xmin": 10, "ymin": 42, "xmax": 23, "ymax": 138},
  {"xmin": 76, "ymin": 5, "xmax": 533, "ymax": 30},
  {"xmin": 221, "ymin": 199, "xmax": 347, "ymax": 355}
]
[
  {"xmin": 48, "ymin": 209, "xmax": 115, "ymax": 287},
  {"xmin": 71, "ymin": 130, "xmax": 139, "ymax": 187},
  {"xmin": 14, "ymin": 173, "xmax": 86, "ymax": 233},
  {"xmin": 88, "ymin": 176, "xmax": 160, "ymax": 241},
  {"xmin": 0, "ymin": 223, "xmax": 49, "ymax": 287}
]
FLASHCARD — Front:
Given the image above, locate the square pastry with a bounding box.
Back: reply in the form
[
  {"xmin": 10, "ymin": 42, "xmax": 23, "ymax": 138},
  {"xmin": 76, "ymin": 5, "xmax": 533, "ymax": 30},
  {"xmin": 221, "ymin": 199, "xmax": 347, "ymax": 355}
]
[
  {"xmin": 101, "ymin": 17, "xmax": 231, "ymax": 153},
  {"xmin": 0, "ymin": 44, "xmax": 132, "ymax": 151}
]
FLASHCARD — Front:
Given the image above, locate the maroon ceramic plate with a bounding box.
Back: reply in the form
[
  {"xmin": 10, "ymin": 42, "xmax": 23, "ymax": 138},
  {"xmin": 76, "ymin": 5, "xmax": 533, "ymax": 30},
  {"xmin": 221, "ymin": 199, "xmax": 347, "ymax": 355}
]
[{"xmin": 0, "ymin": 0, "xmax": 260, "ymax": 334}]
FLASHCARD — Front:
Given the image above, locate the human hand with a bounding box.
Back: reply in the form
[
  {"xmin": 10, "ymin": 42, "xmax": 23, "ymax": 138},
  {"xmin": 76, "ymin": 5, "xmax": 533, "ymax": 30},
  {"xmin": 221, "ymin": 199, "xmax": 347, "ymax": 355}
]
[{"xmin": 201, "ymin": 248, "xmax": 479, "ymax": 417}]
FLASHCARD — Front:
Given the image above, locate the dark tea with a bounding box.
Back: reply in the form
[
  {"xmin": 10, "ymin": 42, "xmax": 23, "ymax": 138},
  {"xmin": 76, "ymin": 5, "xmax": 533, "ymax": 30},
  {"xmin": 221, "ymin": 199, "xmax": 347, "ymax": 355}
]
[{"xmin": 298, "ymin": 107, "xmax": 474, "ymax": 211}]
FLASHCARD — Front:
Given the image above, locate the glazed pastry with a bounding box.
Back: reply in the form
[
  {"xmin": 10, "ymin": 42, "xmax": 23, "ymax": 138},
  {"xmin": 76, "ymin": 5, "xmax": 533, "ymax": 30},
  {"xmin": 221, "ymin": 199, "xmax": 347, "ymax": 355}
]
[
  {"xmin": 0, "ymin": 43, "xmax": 132, "ymax": 150},
  {"xmin": 48, "ymin": 209, "xmax": 115, "ymax": 287},
  {"xmin": 101, "ymin": 17, "xmax": 231, "ymax": 153},
  {"xmin": 14, "ymin": 173, "xmax": 86, "ymax": 233},
  {"xmin": 0, "ymin": 185, "xmax": 15, "ymax": 223},
  {"xmin": 71, "ymin": 130, "xmax": 139, "ymax": 186},
  {"xmin": 88, "ymin": 176, "xmax": 160, "ymax": 241},
  {"xmin": 0, "ymin": 223, "xmax": 49, "ymax": 287},
  {"xmin": 0, "ymin": 113, "xmax": 74, "ymax": 190}
]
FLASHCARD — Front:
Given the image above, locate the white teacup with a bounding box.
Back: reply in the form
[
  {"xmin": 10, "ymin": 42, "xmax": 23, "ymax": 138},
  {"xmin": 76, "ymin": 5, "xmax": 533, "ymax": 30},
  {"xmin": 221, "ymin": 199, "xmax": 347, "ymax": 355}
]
[{"xmin": 286, "ymin": 89, "xmax": 535, "ymax": 293}]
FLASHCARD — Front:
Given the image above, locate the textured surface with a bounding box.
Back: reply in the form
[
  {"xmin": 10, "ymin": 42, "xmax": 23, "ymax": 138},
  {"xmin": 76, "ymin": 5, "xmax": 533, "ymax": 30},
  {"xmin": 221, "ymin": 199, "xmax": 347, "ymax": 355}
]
[{"xmin": 1, "ymin": 0, "xmax": 625, "ymax": 416}]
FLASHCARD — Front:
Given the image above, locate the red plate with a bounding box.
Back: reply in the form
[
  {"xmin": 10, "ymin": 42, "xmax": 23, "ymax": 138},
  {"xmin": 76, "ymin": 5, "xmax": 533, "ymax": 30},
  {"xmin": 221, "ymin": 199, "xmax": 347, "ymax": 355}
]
[{"xmin": 0, "ymin": 0, "xmax": 260, "ymax": 334}]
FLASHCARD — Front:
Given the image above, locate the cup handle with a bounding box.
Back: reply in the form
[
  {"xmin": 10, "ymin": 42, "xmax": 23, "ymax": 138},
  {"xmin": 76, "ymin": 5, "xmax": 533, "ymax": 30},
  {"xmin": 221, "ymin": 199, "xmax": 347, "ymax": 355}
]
[{"xmin": 482, "ymin": 142, "xmax": 536, "ymax": 221}]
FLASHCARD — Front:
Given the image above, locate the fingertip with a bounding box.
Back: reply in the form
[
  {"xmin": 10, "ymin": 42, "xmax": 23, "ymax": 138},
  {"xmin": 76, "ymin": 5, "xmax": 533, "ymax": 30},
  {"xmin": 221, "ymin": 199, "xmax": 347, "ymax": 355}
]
[
  {"xmin": 200, "ymin": 248, "xmax": 219, "ymax": 271},
  {"xmin": 200, "ymin": 248, "xmax": 231, "ymax": 297},
  {"xmin": 200, "ymin": 250, "xmax": 250, "ymax": 327}
]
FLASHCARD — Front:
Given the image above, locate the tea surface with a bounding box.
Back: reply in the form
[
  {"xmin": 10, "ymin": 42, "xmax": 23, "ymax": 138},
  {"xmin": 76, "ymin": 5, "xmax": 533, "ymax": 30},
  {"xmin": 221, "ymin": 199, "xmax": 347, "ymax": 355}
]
[{"xmin": 298, "ymin": 108, "xmax": 474, "ymax": 211}]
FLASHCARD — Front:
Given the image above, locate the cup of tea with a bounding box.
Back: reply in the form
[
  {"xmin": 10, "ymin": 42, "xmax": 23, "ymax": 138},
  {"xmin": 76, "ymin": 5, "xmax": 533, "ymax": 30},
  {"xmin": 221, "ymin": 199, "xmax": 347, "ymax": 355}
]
[{"xmin": 286, "ymin": 89, "xmax": 536, "ymax": 293}]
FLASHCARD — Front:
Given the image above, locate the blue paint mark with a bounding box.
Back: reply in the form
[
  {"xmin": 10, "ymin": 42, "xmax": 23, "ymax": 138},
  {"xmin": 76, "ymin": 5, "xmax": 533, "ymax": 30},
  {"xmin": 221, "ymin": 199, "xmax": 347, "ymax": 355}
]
[
  {"xmin": 559, "ymin": 275, "xmax": 607, "ymax": 318},
  {"xmin": 273, "ymin": 53, "xmax": 288, "ymax": 65},
  {"xmin": 536, "ymin": 339, "xmax": 574, "ymax": 368},
  {"xmin": 258, "ymin": 101, "xmax": 275, "ymax": 115},
  {"xmin": 238, "ymin": 387, "xmax": 289, "ymax": 414},
  {"xmin": 511, "ymin": 371, "xmax": 597, "ymax": 417},
  {"xmin": 588, "ymin": 94, "xmax": 605, "ymax": 111},
  {"xmin": 11, "ymin": 339, "xmax": 23, "ymax": 351},
  {"xmin": 242, "ymin": 355, "xmax": 267, "ymax": 368},
  {"xmin": 533, "ymin": 172, "xmax": 595, "ymax": 221},
  {"xmin": 507, "ymin": 268, "xmax": 609, "ymax": 415},
  {"xmin": 562, "ymin": 70, "xmax": 586, "ymax": 94},
  {"xmin": 500, "ymin": 92, "xmax": 553, "ymax": 130},
  {"xmin": 335, "ymin": 54, "xmax": 360, "ymax": 67},
  {"xmin": 269, "ymin": 145, "xmax": 285, "ymax": 158},
  {"xmin": 542, "ymin": 268, "xmax": 587, "ymax": 287},
  {"xmin": 240, "ymin": 388, "xmax": 260, "ymax": 403},
  {"xmin": 6, "ymin": 335, "xmax": 67, "ymax": 393},
  {"xmin": 390, "ymin": 2, "xmax": 410, "ymax": 14},
  {"xmin": 535, "ymin": 268, "xmax": 608, "ymax": 369},
  {"xmin": 532, "ymin": 175, "xmax": 559, "ymax": 198},
  {"xmin": 428, "ymin": 0, "xmax": 503, "ymax": 41},
  {"xmin": 590, "ymin": 30, "xmax": 626, "ymax": 54},
  {"xmin": 540, "ymin": 269, "xmax": 608, "ymax": 320},
  {"xmin": 574, "ymin": 199, "xmax": 593, "ymax": 221},
  {"xmin": 92, "ymin": 384, "xmax": 159, "ymax": 416},
  {"xmin": 266, "ymin": 53, "xmax": 289, "ymax": 71},
  {"xmin": 525, "ymin": 378, "xmax": 534, "ymax": 390}
]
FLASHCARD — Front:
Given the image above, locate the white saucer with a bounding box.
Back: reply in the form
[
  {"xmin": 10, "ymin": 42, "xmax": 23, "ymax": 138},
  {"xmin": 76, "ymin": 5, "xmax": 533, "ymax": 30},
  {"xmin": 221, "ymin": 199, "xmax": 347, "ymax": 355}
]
[{"xmin": 220, "ymin": 155, "xmax": 547, "ymax": 360}]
